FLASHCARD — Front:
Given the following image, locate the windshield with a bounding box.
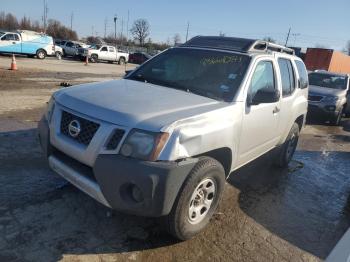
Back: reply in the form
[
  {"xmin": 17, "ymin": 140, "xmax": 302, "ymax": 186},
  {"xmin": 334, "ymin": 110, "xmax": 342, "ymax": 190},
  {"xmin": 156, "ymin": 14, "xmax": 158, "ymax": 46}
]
[
  {"xmin": 89, "ymin": 44, "xmax": 101, "ymax": 50},
  {"xmin": 309, "ymin": 73, "xmax": 348, "ymax": 90},
  {"xmin": 126, "ymin": 48, "xmax": 251, "ymax": 101}
]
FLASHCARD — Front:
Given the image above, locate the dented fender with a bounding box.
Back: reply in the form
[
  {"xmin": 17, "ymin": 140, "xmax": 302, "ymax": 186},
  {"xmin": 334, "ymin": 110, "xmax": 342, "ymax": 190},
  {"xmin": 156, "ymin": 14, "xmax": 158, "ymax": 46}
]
[{"xmin": 158, "ymin": 103, "xmax": 244, "ymax": 172}]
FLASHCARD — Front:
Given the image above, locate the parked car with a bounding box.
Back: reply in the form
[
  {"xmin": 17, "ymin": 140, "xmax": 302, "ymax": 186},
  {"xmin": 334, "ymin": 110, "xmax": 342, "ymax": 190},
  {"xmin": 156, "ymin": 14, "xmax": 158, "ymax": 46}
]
[
  {"xmin": 0, "ymin": 30, "xmax": 55, "ymax": 59},
  {"xmin": 129, "ymin": 52, "xmax": 151, "ymax": 64},
  {"xmin": 38, "ymin": 36, "xmax": 308, "ymax": 240},
  {"xmin": 307, "ymin": 70, "xmax": 350, "ymax": 125},
  {"xmin": 78, "ymin": 44, "xmax": 129, "ymax": 64},
  {"xmin": 61, "ymin": 41, "xmax": 88, "ymax": 57}
]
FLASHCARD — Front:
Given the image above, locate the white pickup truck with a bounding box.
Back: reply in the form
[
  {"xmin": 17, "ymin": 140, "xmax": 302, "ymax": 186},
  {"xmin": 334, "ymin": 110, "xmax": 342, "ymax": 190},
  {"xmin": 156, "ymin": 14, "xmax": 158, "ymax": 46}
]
[{"xmin": 78, "ymin": 44, "xmax": 129, "ymax": 64}]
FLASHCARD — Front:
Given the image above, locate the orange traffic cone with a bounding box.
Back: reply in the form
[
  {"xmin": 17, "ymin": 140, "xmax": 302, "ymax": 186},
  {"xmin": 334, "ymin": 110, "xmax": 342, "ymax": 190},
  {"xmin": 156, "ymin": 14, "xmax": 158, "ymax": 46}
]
[
  {"xmin": 10, "ymin": 54, "xmax": 17, "ymax": 70},
  {"xmin": 84, "ymin": 55, "xmax": 89, "ymax": 66}
]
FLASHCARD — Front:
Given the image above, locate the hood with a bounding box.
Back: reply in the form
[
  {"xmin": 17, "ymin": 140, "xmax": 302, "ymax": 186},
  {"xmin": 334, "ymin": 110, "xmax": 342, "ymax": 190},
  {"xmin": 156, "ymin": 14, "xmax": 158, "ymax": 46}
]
[
  {"xmin": 309, "ymin": 85, "xmax": 346, "ymax": 97},
  {"xmin": 54, "ymin": 79, "xmax": 227, "ymax": 131}
]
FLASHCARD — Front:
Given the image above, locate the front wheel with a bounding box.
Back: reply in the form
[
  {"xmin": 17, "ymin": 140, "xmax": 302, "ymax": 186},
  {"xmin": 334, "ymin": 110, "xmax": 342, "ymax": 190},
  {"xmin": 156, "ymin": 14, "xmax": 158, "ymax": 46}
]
[
  {"xmin": 163, "ymin": 157, "xmax": 225, "ymax": 240},
  {"xmin": 90, "ymin": 54, "xmax": 98, "ymax": 63},
  {"xmin": 275, "ymin": 122, "xmax": 300, "ymax": 168},
  {"xmin": 36, "ymin": 49, "xmax": 46, "ymax": 59},
  {"xmin": 330, "ymin": 107, "xmax": 343, "ymax": 126}
]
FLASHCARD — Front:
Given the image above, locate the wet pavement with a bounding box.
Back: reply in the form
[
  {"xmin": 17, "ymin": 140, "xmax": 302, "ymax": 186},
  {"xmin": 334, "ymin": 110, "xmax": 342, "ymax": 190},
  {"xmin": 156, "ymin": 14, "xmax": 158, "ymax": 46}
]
[{"xmin": 0, "ymin": 115, "xmax": 349, "ymax": 261}]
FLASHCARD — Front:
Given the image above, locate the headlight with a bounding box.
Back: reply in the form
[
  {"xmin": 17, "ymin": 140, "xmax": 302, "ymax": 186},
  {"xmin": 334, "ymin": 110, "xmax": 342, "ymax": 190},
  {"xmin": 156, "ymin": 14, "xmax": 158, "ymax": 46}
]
[
  {"xmin": 45, "ymin": 97, "xmax": 55, "ymax": 123},
  {"xmin": 323, "ymin": 96, "xmax": 338, "ymax": 103},
  {"xmin": 120, "ymin": 129, "xmax": 169, "ymax": 161}
]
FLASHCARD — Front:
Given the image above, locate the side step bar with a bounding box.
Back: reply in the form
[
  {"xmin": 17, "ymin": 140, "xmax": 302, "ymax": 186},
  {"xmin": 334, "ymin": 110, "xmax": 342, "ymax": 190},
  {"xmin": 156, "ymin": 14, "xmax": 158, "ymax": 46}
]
[{"xmin": 48, "ymin": 156, "xmax": 111, "ymax": 208}]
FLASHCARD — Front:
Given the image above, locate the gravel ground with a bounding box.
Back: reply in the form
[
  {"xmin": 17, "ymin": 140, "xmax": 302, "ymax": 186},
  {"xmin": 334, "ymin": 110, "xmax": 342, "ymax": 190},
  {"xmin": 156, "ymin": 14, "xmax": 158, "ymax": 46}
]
[{"xmin": 0, "ymin": 66, "xmax": 349, "ymax": 262}]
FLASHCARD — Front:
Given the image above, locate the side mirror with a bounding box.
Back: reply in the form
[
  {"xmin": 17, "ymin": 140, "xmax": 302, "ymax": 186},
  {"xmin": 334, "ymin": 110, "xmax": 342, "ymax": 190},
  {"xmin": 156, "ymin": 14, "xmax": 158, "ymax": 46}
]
[{"xmin": 248, "ymin": 88, "xmax": 280, "ymax": 106}]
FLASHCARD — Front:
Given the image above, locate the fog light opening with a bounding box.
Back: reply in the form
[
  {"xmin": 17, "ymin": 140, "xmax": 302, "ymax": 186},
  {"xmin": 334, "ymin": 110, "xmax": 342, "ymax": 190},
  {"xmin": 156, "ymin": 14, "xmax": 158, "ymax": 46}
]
[{"xmin": 131, "ymin": 185, "xmax": 144, "ymax": 203}]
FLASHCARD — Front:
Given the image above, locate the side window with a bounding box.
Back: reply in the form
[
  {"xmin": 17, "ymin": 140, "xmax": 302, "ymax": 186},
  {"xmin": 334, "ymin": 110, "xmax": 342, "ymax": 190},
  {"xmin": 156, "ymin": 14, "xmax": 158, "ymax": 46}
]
[
  {"xmin": 295, "ymin": 60, "xmax": 309, "ymax": 89},
  {"xmin": 66, "ymin": 42, "xmax": 74, "ymax": 47},
  {"xmin": 101, "ymin": 46, "xmax": 108, "ymax": 52},
  {"xmin": 278, "ymin": 58, "xmax": 296, "ymax": 97},
  {"xmin": 108, "ymin": 47, "xmax": 115, "ymax": 52},
  {"xmin": 249, "ymin": 60, "xmax": 275, "ymax": 98},
  {"xmin": 13, "ymin": 34, "xmax": 19, "ymax": 41},
  {"xmin": 3, "ymin": 34, "xmax": 15, "ymax": 41}
]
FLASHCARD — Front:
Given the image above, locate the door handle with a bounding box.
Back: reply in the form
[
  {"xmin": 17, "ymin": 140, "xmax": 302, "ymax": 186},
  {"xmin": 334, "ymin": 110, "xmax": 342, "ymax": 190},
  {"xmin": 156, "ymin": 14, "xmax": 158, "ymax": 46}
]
[
  {"xmin": 12, "ymin": 42, "xmax": 16, "ymax": 44},
  {"xmin": 273, "ymin": 106, "xmax": 280, "ymax": 114}
]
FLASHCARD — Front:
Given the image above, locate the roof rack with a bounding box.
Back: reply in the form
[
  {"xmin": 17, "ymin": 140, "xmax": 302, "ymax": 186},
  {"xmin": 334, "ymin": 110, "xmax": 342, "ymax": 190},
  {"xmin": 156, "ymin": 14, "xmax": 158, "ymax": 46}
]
[{"xmin": 182, "ymin": 36, "xmax": 295, "ymax": 55}]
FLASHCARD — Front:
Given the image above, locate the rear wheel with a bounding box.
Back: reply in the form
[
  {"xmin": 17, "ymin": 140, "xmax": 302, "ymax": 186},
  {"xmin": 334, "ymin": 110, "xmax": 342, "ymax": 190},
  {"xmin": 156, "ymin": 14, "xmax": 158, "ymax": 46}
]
[
  {"xmin": 36, "ymin": 49, "xmax": 46, "ymax": 59},
  {"xmin": 118, "ymin": 57, "xmax": 126, "ymax": 65},
  {"xmin": 55, "ymin": 51, "xmax": 62, "ymax": 60},
  {"xmin": 275, "ymin": 122, "xmax": 300, "ymax": 168},
  {"xmin": 163, "ymin": 157, "xmax": 225, "ymax": 240}
]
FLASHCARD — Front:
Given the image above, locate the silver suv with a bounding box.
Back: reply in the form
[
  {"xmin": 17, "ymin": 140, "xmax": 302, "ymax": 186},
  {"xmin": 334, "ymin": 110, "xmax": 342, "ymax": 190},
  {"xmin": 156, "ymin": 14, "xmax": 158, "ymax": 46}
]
[
  {"xmin": 38, "ymin": 36, "xmax": 309, "ymax": 240},
  {"xmin": 308, "ymin": 71, "xmax": 350, "ymax": 125}
]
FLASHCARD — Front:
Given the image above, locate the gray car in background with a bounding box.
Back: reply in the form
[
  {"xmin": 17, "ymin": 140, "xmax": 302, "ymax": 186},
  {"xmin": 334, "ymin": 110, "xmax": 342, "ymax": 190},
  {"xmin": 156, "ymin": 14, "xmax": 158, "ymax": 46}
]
[{"xmin": 307, "ymin": 71, "xmax": 350, "ymax": 125}]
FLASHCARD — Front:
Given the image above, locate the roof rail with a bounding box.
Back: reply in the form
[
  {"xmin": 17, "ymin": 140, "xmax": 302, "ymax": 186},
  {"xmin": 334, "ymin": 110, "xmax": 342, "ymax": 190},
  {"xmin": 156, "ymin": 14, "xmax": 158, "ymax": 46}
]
[{"xmin": 182, "ymin": 36, "xmax": 295, "ymax": 55}]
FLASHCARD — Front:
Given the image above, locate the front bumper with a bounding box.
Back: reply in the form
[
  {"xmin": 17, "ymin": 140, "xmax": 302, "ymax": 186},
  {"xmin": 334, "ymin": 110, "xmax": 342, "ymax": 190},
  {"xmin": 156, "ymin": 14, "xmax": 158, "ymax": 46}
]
[
  {"xmin": 38, "ymin": 116, "xmax": 197, "ymax": 217},
  {"xmin": 307, "ymin": 102, "xmax": 341, "ymax": 119}
]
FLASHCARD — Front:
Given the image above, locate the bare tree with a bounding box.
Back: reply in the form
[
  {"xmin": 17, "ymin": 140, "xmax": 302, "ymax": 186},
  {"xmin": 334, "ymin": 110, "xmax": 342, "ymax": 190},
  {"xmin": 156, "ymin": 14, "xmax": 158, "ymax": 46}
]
[
  {"xmin": 263, "ymin": 36, "xmax": 276, "ymax": 43},
  {"xmin": 173, "ymin": 33, "xmax": 181, "ymax": 46},
  {"xmin": 130, "ymin": 19, "xmax": 150, "ymax": 46}
]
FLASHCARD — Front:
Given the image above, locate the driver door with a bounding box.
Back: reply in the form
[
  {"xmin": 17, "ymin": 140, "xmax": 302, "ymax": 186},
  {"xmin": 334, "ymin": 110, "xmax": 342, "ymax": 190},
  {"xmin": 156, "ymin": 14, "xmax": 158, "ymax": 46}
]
[
  {"xmin": 99, "ymin": 46, "xmax": 109, "ymax": 60},
  {"xmin": 237, "ymin": 59, "xmax": 281, "ymax": 166}
]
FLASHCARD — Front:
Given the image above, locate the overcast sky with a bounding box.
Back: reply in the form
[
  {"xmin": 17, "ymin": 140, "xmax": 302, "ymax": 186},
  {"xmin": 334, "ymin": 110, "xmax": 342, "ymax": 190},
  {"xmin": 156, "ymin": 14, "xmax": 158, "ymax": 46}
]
[{"xmin": 1, "ymin": 0, "xmax": 349, "ymax": 50}]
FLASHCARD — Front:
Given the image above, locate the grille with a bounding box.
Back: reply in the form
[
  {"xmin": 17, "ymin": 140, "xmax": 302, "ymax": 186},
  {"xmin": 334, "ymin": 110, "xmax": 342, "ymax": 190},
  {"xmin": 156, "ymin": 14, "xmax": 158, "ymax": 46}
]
[
  {"xmin": 60, "ymin": 111, "xmax": 100, "ymax": 145},
  {"xmin": 308, "ymin": 95, "xmax": 323, "ymax": 102},
  {"xmin": 106, "ymin": 129, "xmax": 125, "ymax": 150}
]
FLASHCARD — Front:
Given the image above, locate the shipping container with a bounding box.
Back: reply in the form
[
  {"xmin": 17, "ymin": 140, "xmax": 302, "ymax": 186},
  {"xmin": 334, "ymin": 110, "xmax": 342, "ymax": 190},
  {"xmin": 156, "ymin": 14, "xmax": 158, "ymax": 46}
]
[{"xmin": 304, "ymin": 48, "xmax": 350, "ymax": 74}]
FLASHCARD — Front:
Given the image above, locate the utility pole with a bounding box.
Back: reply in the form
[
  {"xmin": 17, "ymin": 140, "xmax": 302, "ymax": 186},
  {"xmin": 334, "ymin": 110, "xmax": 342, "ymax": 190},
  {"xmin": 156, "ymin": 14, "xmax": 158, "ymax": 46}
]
[
  {"xmin": 126, "ymin": 10, "xmax": 129, "ymax": 45},
  {"xmin": 92, "ymin": 26, "xmax": 94, "ymax": 36},
  {"xmin": 42, "ymin": 0, "xmax": 48, "ymax": 33},
  {"xmin": 104, "ymin": 17, "xmax": 108, "ymax": 38},
  {"xmin": 70, "ymin": 12, "xmax": 74, "ymax": 31},
  {"xmin": 114, "ymin": 15, "xmax": 117, "ymax": 47},
  {"xmin": 185, "ymin": 21, "xmax": 190, "ymax": 42},
  {"xmin": 285, "ymin": 27, "xmax": 291, "ymax": 46},
  {"xmin": 292, "ymin": 33, "xmax": 300, "ymax": 46},
  {"xmin": 121, "ymin": 19, "xmax": 124, "ymax": 46}
]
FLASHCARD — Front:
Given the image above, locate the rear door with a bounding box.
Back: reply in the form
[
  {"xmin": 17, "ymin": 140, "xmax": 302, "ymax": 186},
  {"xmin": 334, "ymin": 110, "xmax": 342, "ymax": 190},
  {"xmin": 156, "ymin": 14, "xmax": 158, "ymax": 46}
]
[
  {"xmin": 276, "ymin": 57, "xmax": 298, "ymax": 136},
  {"xmin": 237, "ymin": 59, "xmax": 282, "ymax": 165},
  {"xmin": 0, "ymin": 33, "xmax": 21, "ymax": 53}
]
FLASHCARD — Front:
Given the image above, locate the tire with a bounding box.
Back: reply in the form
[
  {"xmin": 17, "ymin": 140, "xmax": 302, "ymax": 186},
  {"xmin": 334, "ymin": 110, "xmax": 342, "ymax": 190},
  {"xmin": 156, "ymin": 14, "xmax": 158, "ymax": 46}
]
[
  {"xmin": 36, "ymin": 49, "xmax": 46, "ymax": 59},
  {"xmin": 163, "ymin": 157, "xmax": 225, "ymax": 240},
  {"xmin": 330, "ymin": 107, "xmax": 343, "ymax": 126},
  {"xmin": 275, "ymin": 122, "xmax": 300, "ymax": 168},
  {"xmin": 118, "ymin": 57, "xmax": 126, "ymax": 65},
  {"xmin": 55, "ymin": 51, "xmax": 62, "ymax": 60},
  {"xmin": 90, "ymin": 54, "xmax": 98, "ymax": 63}
]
